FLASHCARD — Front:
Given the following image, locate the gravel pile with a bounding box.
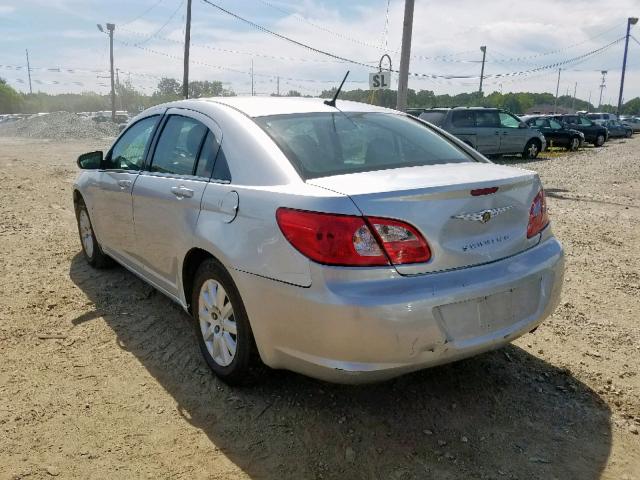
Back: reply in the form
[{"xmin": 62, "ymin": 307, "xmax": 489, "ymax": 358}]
[{"xmin": 0, "ymin": 111, "xmax": 119, "ymax": 139}]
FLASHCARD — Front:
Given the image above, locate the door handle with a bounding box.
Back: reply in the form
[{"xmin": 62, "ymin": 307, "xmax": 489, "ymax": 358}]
[
  {"xmin": 170, "ymin": 186, "xmax": 194, "ymax": 199},
  {"xmin": 117, "ymin": 179, "xmax": 132, "ymax": 189}
]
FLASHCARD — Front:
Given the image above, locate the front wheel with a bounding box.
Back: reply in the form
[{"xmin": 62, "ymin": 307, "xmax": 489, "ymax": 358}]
[
  {"xmin": 522, "ymin": 140, "xmax": 540, "ymax": 159},
  {"xmin": 192, "ymin": 259, "xmax": 256, "ymax": 385},
  {"xmin": 595, "ymin": 134, "xmax": 606, "ymax": 147},
  {"xmin": 567, "ymin": 136, "xmax": 581, "ymax": 151},
  {"xmin": 75, "ymin": 200, "xmax": 113, "ymax": 268}
]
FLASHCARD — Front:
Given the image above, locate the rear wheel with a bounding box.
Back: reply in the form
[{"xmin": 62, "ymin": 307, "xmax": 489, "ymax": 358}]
[
  {"xmin": 191, "ymin": 259, "xmax": 255, "ymax": 384},
  {"xmin": 522, "ymin": 139, "xmax": 540, "ymax": 159},
  {"xmin": 567, "ymin": 136, "xmax": 580, "ymax": 151},
  {"xmin": 595, "ymin": 134, "xmax": 606, "ymax": 147},
  {"xmin": 75, "ymin": 200, "xmax": 113, "ymax": 268},
  {"xmin": 626, "ymin": 130, "xmax": 632, "ymax": 138}
]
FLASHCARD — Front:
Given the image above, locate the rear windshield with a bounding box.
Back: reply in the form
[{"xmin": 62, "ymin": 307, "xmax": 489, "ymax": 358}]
[
  {"xmin": 418, "ymin": 111, "xmax": 446, "ymax": 126},
  {"xmin": 254, "ymin": 112, "xmax": 474, "ymax": 179}
]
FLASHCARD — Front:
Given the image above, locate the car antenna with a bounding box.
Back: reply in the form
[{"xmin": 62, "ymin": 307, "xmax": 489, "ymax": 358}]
[{"xmin": 324, "ymin": 71, "xmax": 350, "ymax": 107}]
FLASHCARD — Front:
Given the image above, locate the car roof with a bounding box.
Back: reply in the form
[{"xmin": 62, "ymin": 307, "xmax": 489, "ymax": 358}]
[
  {"xmin": 422, "ymin": 107, "xmax": 501, "ymax": 112},
  {"xmin": 164, "ymin": 96, "xmax": 396, "ymax": 118}
]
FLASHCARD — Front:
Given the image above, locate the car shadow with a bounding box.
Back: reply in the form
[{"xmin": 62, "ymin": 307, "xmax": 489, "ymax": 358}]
[{"xmin": 69, "ymin": 253, "xmax": 612, "ymax": 479}]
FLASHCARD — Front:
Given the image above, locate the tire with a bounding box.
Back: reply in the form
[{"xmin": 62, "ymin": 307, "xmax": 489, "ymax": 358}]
[
  {"xmin": 191, "ymin": 258, "xmax": 255, "ymax": 385},
  {"xmin": 626, "ymin": 130, "xmax": 632, "ymax": 138},
  {"xmin": 594, "ymin": 134, "xmax": 606, "ymax": 147},
  {"xmin": 522, "ymin": 139, "xmax": 540, "ymax": 159},
  {"xmin": 567, "ymin": 136, "xmax": 581, "ymax": 152},
  {"xmin": 75, "ymin": 199, "xmax": 113, "ymax": 268}
]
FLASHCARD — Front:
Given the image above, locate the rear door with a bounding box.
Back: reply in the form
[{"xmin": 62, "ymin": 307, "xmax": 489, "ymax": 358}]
[
  {"xmin": 131, "ymin": 109, "xmax": 220, "ymax": 295},
  {"xmin": 90, "ymin": 115, "xmax": 160, "ymax": 259},
  {"xmin": 497, "ymin": 111, "xmax": 529, "ymax": 154},
  {"xmin": 474, "ymin": 110, "xmax": 500, "ymax": 154},
  {"xmin": 447, "ymin": 110, "xmax": 477, "ymax": 148}
]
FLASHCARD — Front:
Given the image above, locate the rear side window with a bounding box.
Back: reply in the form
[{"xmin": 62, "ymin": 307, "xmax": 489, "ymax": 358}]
[
  {"xmin": 255, "ymin": 112, "xmax": 474, "ymax": 180},
  {"xmin": 194, "ymin": 131, "xmax": 221, "ymax": 178},
  {"xmin": 578, "ymin": 117, "xmax": 593, "ymax": 126},
  {"xmin": 475, "ymin": 111, "xmax": 499, "ymax": 127},
  {"xmin": 451, "ymin": 110, "xmax": 475, "ymax": 128},
  {"xmin": 151, "ymin": 116, "xmax": 207, "ymax": 176},
  {"xmin": 106, "ymin": 115, "xmax": 159, "ymax": 170},
  {"xmin": 418, "ymin": 111, "xmax": 446, "ymax": 126},
  {"xmin": 564, "ymin": 116, "xmax": 578, "ymax": 124}
]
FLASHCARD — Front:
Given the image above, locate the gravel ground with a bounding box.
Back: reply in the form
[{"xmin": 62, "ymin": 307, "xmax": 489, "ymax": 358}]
[
  {"xmin": 0, "ymin": 136, "xmax": 638, "ymax": 480},
  {"xmin": 0, "ymin": 112, "xmax": 119, "ymax": 140}
]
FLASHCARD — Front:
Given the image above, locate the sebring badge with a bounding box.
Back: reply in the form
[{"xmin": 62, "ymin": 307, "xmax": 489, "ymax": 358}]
[{"xmin": 452, "ymin": 206, "xmax": 513, "ymax": 224}]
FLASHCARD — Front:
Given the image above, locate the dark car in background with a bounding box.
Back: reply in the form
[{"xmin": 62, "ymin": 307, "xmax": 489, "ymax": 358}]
[
  {"xmin": 521, "ymin": 115, "xmax": 584, "ymax": 151},
  {"xmin": 604, "ymin": 119, "xmax": 633, "ymax": 138},
  {"xmin": 550, "ymin": 114, "xmax": 608, "ymax": 147},
  {"xmin": 417, "ymin": 107, "xmax": 546, "ymax": 158}
]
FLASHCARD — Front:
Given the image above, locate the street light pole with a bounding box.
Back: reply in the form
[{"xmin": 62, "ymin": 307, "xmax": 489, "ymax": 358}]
[
  {"xmin": 479, "ymin": 46, "xmax": 487, "ymax": 95},
  {"xmin": 396, "ymin": 0, "xmax": 415, "ymax": 112},
  {"xmin": 106, "ymin": 23, "xmax": 116, "ymax": 122},
  {"xmin": 617, "ymin": 17, "xmax": 638, "ymax": 115},
  {"xmin": 553, "ymin": 68, "xmax": 561, "ymax": 114}
]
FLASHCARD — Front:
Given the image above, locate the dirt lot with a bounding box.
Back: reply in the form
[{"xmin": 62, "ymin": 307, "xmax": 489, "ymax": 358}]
[{"xmin": 0, "ymin": 135, "xmax": 638, "ymax": 480}]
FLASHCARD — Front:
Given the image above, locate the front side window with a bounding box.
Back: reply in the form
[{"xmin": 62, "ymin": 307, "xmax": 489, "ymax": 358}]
[
  {"xmin": 255, "ymin": 112, "xmax": 475, "ymax": 179},
  {"xmin": 105, "ymin": 115, "xmax": 159, "ymax": 170},
  {"xmin": 579, "ymin": 117, "xmax": 593, "ymax": 126},
  {"xmin": 564, "ymin": 116, "xmax": 578, "ymax": 125},
  {"xmin": 549, "ymin": 119, "xmax": 563, "ymax": 130},
  {"xmin": 532, "ymin": 118, "xmax": 549, "ymax": 128},
  {"xmin": 499, "ymin": 112, "xmax": 521, "ymax": 128},
  {"xmin": 150, "ymin": 116, "xmax": 207, "ymax": 176}
]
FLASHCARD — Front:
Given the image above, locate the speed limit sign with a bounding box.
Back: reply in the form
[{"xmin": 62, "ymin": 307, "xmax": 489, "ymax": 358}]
[{"xmin": 369, "ymin": 71, "xmax": 391, "ymax": 90}]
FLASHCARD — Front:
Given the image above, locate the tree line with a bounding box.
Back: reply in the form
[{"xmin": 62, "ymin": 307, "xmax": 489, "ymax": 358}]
[{"xmin": 1, "ymin": 76, "xmax": 639, "ymax": 115}]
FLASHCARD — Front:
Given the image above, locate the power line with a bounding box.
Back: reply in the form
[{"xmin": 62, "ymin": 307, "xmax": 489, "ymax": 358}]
[
  {"xmin": 199, "ymin": 0, "xmax": 482, "ymax": 79},
  {"xmin": 120, "ymin": 0, "xmax": 166, "ymax": 26},
  {"xmin": 487, "ymin": 21, "xmax": 624, "ymax": 64},
  {"xmin": 134, "ymin": 0, "xmax": 185, "ymax": 46}
]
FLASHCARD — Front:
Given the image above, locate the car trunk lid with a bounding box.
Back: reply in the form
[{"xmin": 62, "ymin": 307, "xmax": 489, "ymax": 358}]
[{"xmin": 307, "ymin": 162, "xmax": 541, "ymax": 275}]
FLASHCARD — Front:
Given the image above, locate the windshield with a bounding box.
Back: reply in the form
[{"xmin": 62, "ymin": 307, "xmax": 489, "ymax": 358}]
[{"xmin": 255, "ymin": 112, "xmax": 475, "ymax": 179}]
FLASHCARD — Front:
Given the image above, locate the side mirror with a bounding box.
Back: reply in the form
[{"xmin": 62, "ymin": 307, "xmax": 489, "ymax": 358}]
[
  {"xmin": 77, "ymin": 151, "xmax": 103, "ymax": 169},
  {"xmin": 518, "ymin": 123, "xmax": 527, "ymax": 129}
]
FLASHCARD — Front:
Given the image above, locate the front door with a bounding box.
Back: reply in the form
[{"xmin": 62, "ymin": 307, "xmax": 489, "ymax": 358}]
[
  {"xmin": 497, "ymin": 111, "xmax": 528, "ymax": 154},
  {"xmin": 132, "ymin": 109, "xmax": 222, "ymax": 296},
  {"xmin": 91, "ymin": 115, "xmax": 160, "ymax": 259},
  {"xmin": 474, "ymin": 110, "xmax": 500, "ymax": 154}
]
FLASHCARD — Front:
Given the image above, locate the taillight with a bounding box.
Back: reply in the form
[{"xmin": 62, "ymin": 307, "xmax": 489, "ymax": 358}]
[
  {"xmin": 276, "ymin": 208, "xmax": 431, "ymax": 267},
  {"xmin": 527, "ymin": 189, "xmax": 549, "ymax": 238}
]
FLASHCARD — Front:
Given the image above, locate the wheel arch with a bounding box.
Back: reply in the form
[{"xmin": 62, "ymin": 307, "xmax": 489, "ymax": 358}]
[{"xmin": 181, "ymin": 247, "xmax": 218, "ymax": 313}]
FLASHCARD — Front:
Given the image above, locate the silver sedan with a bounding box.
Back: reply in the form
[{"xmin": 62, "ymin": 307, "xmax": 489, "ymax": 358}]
[{"xmin": 73, "ymin": 97, "xmax": 564, "ymax": 384}]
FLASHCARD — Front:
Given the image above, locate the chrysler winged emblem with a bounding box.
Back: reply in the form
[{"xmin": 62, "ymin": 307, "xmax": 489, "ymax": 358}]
[{"xmin": 452, "ymin": 206, "xmax": 513, "ymax": 224}]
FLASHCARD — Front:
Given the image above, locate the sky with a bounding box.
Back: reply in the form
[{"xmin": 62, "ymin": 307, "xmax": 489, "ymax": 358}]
[{"xmin": 1, "ymin": 0, "xmax": 639, "ymax": 104}]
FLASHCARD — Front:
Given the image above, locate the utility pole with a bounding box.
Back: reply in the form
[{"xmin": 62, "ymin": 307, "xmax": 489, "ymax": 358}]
[
  {"xmin": 251, "ymin": 60, "xmax": 254, "ymax": 96},
  {"xmin": 106, "ymin": 23, "xmax": 116, "ymax": 122},
  {"xmin": 617, "ymin": 17, "xmax": 638, "ymax": 115},
  {"xmin": 479, "ymin": 46, "xmax": 487, "ymax": 95},
  {"xmin": 598, "ymin": 70, "xmax": 607, "ymax": 108},
  {"xmin": 395, "ymin": 0, "xmax": 414, "ymax": 112},
  {"xmin": 277, "ymin": 76, "xmax": 280, "ymax": 96},
  {"xmin": 588, "ymin": 91, "xmax": 592, "ymax": 110},
  {"xmin": 572, "ymin": 82, "xmax": 577, "ymax": 111},
  {"xmin": 553, "ymin": 68, "xmax": 561, "ymax": 114},
  {"xmin": 25, "ymin": 49, "xmax": 33, "ymax": 94},
  {"xmin": 183, "ymin": 0, "xmax": 192, "ymax": 99}
]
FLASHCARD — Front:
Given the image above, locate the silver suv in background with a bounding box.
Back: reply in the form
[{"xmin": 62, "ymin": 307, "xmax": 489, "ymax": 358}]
[
  {"xmin": 416, "ymin": 108, "xmax": 546, "ymax": 158},
  {"xmin": 585, "ymin": 112, "xmax": 618, "ymax": 126}
]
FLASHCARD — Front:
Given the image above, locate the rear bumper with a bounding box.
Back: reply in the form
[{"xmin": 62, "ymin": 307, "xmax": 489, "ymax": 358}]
[{"xmin": 234, "ymin": 236, "xmax": 564, "ymax": 383}]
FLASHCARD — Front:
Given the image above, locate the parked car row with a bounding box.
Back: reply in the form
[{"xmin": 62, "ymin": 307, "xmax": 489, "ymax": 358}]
[{"xmin": 408, "ymin": 107, "xmax": 635, "ymax": 158}]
